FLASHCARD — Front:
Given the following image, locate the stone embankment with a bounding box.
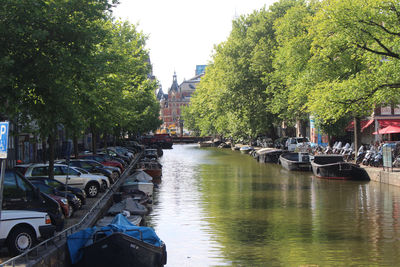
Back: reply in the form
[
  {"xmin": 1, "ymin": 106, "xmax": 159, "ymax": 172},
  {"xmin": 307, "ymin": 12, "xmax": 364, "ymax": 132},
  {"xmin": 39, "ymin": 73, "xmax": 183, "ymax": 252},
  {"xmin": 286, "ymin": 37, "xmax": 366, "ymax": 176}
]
[{"xmin": 364, "ymin": 166, "xmax": 400, "ymax": 187}]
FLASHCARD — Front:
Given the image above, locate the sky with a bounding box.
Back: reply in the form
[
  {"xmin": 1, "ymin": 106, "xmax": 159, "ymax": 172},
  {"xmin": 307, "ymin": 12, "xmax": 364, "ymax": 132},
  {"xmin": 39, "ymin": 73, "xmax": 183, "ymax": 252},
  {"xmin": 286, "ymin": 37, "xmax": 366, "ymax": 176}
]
[{"xmin": 112, "ymin": 0, "xmax": 277, "ymax": 91}]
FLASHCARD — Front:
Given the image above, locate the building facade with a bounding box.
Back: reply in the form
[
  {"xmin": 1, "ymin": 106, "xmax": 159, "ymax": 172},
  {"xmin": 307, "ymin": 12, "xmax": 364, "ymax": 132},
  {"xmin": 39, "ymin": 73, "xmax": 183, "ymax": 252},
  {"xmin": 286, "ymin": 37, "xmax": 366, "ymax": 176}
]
[{"xmin": 158, "ymin": 69, "xmax": 204, "ymax": 133}]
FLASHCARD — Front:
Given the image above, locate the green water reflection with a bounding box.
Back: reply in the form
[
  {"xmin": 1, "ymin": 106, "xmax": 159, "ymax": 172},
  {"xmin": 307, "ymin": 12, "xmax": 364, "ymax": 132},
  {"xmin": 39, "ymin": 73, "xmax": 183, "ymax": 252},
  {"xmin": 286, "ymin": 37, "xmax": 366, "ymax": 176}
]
[{"xmin": 148, "ymin": 145, "xmax": 400, "ymax": 266}]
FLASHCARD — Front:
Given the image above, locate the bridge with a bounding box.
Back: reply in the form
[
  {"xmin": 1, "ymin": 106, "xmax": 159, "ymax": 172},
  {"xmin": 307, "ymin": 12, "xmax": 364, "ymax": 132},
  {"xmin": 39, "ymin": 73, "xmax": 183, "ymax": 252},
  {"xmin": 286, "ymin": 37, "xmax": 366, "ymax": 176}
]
[{"xmin": 172, "ymin": 136, "xmax": 212, "ymax": 143}]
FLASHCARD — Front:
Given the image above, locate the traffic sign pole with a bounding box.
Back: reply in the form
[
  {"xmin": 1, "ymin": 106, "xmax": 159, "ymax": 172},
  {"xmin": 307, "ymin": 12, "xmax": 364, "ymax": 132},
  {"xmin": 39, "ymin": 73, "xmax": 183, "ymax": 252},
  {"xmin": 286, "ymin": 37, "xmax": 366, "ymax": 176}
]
[{"xmin": 0, "ymin": 121, "xmax": 10, "ymax": 222}]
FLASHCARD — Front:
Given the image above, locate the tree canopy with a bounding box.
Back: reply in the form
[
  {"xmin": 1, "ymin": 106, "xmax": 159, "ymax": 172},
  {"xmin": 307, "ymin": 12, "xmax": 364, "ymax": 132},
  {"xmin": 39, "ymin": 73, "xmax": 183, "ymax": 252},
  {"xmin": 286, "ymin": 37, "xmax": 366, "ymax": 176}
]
[
  {"xmin": 184, "ymin": 0, "xmax": 400, "ymax": 142},
  {"xmin": 0, "ymin": 0, "xmax": 161, "ymax": 172}
]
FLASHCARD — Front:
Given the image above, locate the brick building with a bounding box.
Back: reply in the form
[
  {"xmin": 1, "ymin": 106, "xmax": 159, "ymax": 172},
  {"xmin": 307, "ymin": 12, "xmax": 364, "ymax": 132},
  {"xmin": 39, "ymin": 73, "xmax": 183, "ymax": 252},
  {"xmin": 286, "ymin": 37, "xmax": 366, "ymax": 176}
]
[{"xmin": 158, "ymin": 70, "xmax": 204, "ymax": 133}]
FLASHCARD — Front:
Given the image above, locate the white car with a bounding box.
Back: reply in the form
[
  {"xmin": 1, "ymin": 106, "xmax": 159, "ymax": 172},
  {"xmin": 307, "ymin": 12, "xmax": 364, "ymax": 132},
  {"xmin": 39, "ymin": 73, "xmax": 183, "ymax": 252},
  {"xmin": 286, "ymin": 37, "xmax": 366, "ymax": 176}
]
[
  {"xmin": 0, "ymin": 210, "xmax": 55, "ymax": 255},
  {"xmin": 70, "ymin": 166, "xmax": 110, "ymax": 191},
  {"xmin": 287, "ymin": 137, "xmax": 311, "ymax": 152},
  {"xmin": 18, "ymin": 163, "xmax": 110, "ymax": 198}
]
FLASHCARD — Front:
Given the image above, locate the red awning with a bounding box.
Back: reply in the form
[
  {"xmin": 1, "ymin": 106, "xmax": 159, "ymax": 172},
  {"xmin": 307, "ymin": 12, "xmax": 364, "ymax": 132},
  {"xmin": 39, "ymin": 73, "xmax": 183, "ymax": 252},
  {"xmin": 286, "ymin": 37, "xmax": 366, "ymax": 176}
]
[
  {"xmin": 345, "ymin": 119, "xmax": 374, "ymax": 132},
  {"xmin": 378, "ymin": 119, "xmax": 400, "ymax": 128},
  {"xmin": 373, "ymin": 125, "xmax": 400, "ymax": 135}
]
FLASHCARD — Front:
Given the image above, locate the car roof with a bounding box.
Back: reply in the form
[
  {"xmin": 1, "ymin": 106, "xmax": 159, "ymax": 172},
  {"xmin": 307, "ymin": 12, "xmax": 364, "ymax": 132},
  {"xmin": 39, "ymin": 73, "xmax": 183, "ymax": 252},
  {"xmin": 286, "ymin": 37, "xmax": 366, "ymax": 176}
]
[{"xmin": 19, "ymin": 163, "xmax": 70, "ymax": 168}]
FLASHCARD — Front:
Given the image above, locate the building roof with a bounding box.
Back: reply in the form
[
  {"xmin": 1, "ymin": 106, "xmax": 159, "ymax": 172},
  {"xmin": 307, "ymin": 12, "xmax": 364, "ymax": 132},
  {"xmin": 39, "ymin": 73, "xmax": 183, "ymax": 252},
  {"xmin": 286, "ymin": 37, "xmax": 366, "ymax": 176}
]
[
  {"xmin": 169, "ymin": 72, "xmax": 179, "ymax": 92},
  {"xmin": 156, "ymin": 87, "xmax": 165, "ymax": 100},
  {"xmin": 179, "ymin": 73, "xmax": 204, "ymax": 92}
]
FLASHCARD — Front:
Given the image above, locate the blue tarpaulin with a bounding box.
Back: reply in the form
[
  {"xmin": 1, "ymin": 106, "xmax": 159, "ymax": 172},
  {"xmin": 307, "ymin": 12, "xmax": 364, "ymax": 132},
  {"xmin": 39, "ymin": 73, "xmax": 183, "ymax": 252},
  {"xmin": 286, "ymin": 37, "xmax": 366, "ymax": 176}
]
[{"xmin": 67, "ymin": 214, "xmax": 163, "ymax": 264}]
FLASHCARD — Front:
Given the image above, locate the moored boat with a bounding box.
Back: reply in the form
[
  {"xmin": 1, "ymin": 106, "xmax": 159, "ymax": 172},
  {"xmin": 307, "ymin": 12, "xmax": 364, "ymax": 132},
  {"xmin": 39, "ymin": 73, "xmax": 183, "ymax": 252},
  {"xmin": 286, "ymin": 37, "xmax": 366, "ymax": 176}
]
[
  {"xmin": 68, "ymin": 214, "xmax": 167, "ymax": 267},
  {"xmin": 311, "ymin": 155, "xmax": 370, "ymax": 180},
  {"xmin": 137, "ymin": 161, "xmax": 162, "ymax": 179},
  {"xmin": 257, "ymin": 148, "xmax": 286, "ymax": 163},
  {"xmin": 107, "ymin": 197, "xmax": 149, "ymax": 216},
  {"xmin": 239, "ymin": 146, "xmax": 253, "ymax": 154},
  {"xmin": 279, "ymin": 152, "xmax": 311, "ymax": 171},
  {"xmin": 121, "ymin": 172, "xmax": 154, "ymax": 197},
  {"xmin": 96, "ymin": 214, "xmax": 142, "ymax": 227},
  {"xmin": 198, "ymin": 140, "xmax": 214, "ymax": 147},
  {"xmin": 144, "ymin": 149, "xmax": 159, "ymax": 160}
]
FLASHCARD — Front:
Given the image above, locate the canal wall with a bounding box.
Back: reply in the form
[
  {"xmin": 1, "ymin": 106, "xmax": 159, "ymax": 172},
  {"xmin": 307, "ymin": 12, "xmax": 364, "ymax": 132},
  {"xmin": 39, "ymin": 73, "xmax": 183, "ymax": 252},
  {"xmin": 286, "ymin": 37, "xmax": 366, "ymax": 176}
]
[{"xmin": 364, "ymin": 167, "xmax": 400, "ymax": 187}]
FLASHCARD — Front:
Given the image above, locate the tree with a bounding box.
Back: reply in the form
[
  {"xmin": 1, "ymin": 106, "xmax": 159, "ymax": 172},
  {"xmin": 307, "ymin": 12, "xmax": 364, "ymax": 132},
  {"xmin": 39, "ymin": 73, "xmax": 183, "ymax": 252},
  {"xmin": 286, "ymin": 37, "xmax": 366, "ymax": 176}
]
[
  {"xmin": 1, "ymin": 0, "xmax": 117, "ymax": 176},
  {"xmin": 185, "ymin": 0, "xmax": 298, "ymax": 140},
  {"xmin": 269, "ymin": 1, "xmax": 318, "ymax": 123}
]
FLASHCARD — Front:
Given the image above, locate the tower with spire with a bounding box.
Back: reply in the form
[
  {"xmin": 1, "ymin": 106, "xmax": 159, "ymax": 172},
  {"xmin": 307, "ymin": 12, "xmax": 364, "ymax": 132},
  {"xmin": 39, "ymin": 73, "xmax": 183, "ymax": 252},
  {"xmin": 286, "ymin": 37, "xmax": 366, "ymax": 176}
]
[{"xmin": 158, "ymin": 68, "xmax": 206, "ymax": 134}]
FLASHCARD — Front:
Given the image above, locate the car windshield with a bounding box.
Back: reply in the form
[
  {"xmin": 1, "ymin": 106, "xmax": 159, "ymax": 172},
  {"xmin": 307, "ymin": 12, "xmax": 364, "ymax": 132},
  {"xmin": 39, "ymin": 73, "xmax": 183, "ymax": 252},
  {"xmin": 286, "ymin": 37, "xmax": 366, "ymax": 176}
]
[
  {"xmin": 296, "ymin": 138, "xmax": 309, "ymax": 143},
  {"xmin": 33, "ymin": 183, "xmax": 54, "ymax": 194},
  {"xmin": 74, "ymin": 167, "xmax": 89, "ymax": 174},
  {"xmin": 45, "ymin": 179, "xmax": 64, "ymax": 189},
  {"xmin": 86, "ymin": 160, "xmax": 101, "ymax": 167}
]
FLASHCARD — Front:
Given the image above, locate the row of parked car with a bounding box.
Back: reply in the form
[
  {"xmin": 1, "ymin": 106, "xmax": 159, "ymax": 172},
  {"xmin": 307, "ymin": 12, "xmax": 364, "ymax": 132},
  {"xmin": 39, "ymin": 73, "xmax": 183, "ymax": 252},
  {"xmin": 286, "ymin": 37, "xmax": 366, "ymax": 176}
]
[{"xmin": 0, "ymin": 145, "xmax": 139, "ymax": 256}]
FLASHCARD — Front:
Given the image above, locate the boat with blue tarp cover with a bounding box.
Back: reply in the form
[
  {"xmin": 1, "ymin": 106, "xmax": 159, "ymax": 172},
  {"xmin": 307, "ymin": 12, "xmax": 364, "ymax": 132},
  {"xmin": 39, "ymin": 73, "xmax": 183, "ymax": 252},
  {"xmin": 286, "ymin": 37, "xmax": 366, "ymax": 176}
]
[{"xmin": 67, "ymin": 214, "xmax": 167, "ymax": 267}]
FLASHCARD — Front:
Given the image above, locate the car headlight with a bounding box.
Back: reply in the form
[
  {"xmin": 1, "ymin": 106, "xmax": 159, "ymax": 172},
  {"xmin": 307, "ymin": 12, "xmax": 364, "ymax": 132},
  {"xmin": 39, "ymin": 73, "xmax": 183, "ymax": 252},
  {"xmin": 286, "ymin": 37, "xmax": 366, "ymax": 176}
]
[{"xmin": 61, "ymin": 198, "xmax": 68, "ymax": 205}]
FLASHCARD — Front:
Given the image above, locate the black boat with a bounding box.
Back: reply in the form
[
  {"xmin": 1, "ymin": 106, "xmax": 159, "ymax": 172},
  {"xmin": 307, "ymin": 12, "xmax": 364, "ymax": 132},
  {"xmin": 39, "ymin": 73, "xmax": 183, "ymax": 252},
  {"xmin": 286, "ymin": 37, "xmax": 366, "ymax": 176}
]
[
  {"xmin": 68, "ymin": 214, "xmax": 167, "ymax": 267},
  {"xmin": 279, "ymin": 152, "xmax": 311, "ymax": 171},
  {"xmin": 256, "ymin": 148, "xmax": 286, "ymax": 163},
  {"xmin": 311, "ymin": 155, "xmax": 370, "ymax": 181},
  {"xmin": 79, "ymin": 231, "xmax": 166, "ymax": 267}
]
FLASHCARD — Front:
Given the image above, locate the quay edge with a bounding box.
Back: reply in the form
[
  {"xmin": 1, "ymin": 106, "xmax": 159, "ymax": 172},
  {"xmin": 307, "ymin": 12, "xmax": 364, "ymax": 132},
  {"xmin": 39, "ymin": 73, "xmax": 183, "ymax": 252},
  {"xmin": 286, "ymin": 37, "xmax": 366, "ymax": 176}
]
[{"xmin": 364, "ymin": 167, "xmax": 400, "ymax": 187}]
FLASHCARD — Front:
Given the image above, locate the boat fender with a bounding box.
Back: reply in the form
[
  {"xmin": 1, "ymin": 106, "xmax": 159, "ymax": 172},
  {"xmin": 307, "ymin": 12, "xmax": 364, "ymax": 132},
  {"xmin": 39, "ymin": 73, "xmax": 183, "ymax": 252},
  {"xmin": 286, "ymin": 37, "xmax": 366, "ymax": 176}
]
[{"xmin": 316, "ymin": 168, "xmax": 320, "ymax": 175}]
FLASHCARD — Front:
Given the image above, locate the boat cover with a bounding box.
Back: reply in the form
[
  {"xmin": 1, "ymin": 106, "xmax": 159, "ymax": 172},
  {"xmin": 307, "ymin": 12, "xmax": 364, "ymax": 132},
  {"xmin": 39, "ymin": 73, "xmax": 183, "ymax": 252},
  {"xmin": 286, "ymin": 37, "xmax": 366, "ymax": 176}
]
[
  {"xmin": 127, "ymin": 170, "xmax": 153, "ymax": 182},
  {"xmin": 107, "ymin": 197, "xmax": 148, "ymax": 215},
  {"xmin": 67, "ymin": 214, "xmax": 162, "ymax": 264}
]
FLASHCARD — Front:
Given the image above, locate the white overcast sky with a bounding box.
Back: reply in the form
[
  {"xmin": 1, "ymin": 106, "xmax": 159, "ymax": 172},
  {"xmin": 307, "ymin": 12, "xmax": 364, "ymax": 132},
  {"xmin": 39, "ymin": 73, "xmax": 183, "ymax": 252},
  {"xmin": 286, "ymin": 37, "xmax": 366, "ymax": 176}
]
[{"xmin": 112, "ymin": 0, "xmax": 276, "ymax": 91}]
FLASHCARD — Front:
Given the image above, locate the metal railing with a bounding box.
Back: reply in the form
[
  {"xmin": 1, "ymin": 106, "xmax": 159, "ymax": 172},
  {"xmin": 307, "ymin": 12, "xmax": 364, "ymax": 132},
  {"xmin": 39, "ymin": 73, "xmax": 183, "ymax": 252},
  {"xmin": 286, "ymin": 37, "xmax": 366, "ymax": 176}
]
[{"xmin": 0, "ymin": 152, "xmax": 142, "ymax": 267}]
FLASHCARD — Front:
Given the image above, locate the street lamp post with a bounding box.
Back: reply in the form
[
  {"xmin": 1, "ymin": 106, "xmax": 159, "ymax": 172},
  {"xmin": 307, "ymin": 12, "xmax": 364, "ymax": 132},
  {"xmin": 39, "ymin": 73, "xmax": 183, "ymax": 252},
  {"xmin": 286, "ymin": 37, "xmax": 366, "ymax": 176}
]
[{"xmin": 179, "ymin": 118, "xmax": 184, "ymax": 137}]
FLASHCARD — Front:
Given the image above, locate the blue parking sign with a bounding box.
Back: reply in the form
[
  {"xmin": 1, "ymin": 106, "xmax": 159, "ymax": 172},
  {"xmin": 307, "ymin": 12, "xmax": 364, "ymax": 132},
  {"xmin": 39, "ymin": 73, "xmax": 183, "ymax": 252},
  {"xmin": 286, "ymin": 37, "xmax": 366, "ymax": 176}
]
[{"xmin": 0, "ymin": 122, "xmax": 9, "ymax": 159}]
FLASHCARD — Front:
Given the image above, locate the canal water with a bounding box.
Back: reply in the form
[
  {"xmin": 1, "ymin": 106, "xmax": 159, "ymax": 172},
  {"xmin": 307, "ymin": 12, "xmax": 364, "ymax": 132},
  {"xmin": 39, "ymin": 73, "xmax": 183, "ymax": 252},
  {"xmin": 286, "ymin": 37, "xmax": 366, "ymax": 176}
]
[{"xmin": 147, "ymin": 144, "xmax": 400, "ymax": 266}]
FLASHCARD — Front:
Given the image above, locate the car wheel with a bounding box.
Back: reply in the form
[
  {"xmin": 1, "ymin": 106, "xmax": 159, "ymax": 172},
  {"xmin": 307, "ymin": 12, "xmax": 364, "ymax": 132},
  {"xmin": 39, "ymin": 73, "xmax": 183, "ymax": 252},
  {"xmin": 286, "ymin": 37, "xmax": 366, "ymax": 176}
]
[
  {"xmin": 7, "ymin": 226, "xmax": 36, "ymax": 255},
  {"xmin": 76, "ymin": 197, "xmax": 83, "ymax": 209},
  {"xmin": 68, "ymin": 205, "xmax": 74, "ymax": 218},
  {"xmin": 101, "ymin": 180, "xmax": 108, "ymax": 191},
  {"xmin": 85, "ymin": 182, "xmax": 99, "ymax": 197}
]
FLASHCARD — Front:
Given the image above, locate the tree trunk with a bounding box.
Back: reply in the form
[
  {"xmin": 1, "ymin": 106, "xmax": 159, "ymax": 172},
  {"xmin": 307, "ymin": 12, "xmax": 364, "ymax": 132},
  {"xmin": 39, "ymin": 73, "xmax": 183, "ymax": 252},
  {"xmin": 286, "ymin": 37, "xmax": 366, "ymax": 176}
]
[
  {"xmin": 73, "ymin": 133, "xmax": 78, "ymax": 158},
  {"xmin": 48, "ymin": 132, "xmax": 55, "ymax": 179},
  {"xmin": 354, "ymin": 117, "xmax": 361, "ymax": 158},
  {"xmin": 42, "ymin": 140, "xmax": 47, "ymax": 163},
  {"xmin": 102, "ymin": 134, "xmax": 107, "ymax": 148},
  {"xmin": 91, "ymin": 127, "xmax": 97, "ymax": 155}
]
